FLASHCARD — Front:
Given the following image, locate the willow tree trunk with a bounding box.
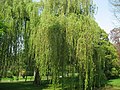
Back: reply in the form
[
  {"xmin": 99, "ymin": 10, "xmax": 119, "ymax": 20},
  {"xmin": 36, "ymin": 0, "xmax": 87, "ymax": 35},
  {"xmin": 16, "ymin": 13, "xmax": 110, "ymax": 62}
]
[{"xmin": 34, "ymin": 68, "xmax": 41, "ymax": 86}]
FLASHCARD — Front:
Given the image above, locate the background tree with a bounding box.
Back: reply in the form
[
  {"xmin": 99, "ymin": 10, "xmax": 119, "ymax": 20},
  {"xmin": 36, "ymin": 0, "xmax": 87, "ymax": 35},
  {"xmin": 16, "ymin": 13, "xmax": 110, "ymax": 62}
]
[
  {"xmin": 109, "ymin": 0, "xmax": 120, "ymax": 26},
  {"xmin": 109, "ymin": 28, "xmax": 120, "ymax": 76},
  {"xmin": 110, "ymin": 28, "xmax": 120, "ymax": 52},
  {"xmin": 0, "ymin": 0, "xmax": 36, "ymax": 79},
  {"xmin": 109, "ymin": 0, "xmax": 120, "ymax": 78}
]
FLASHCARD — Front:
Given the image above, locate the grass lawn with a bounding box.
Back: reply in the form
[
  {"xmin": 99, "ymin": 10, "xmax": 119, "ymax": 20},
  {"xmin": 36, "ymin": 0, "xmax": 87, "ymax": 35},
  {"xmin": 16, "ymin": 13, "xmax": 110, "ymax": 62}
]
[
  {"xmin": 0, "ymin": 76, "xmax": 80, "ymax": 90},
  {"xmin": 0, "ymin": 81, "xmax": 61, "ymax": 90},
  {"xmin": 107, "ymin": 78, "xmax": 120, "ymax": 87},
  {"xmin": 102, "ymin": 78, "xmax": 120, "ymax": 90},
  {"xmin": 0, "ymin": 76, "xmax": 62, "ymax": 90},
  {"xmin": 0, "ymin": 76, "xmax": 63, "ymax": 90},
  {"xmin": 0, "ymin": 81, "xmax": 40, "ymax": 90},
  {"xmin": 0, "ymin": 76, "xmax": 34, "ymax": 82},
  {"xmin": 1, "ymin": 77, "xmax": 120, "ymax": 90}
]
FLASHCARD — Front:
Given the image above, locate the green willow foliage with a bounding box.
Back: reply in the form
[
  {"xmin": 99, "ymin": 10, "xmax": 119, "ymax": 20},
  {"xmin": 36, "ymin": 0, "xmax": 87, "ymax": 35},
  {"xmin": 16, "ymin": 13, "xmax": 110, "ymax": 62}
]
[
  {"xmin": 30, "ymin": 0, "xmax": 108, "ymax": 89},
  {"xmin": 0, "ymin": 0, "xmax": 119, "ymax": 90},
  {"xmin": 0, "ymin": 0, "xmax": 38, "ymax": 77}
]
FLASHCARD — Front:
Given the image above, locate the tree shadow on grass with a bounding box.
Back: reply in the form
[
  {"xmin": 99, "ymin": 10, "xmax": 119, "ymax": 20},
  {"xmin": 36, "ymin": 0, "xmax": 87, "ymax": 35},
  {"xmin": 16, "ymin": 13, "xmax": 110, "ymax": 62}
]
[{"xmin": 0, "ymin": 81, "xmax": 50, "ymax": 90}]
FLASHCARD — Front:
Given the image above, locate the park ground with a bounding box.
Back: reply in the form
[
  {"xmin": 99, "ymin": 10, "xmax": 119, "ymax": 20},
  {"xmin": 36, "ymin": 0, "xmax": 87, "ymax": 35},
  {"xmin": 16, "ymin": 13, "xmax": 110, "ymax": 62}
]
[
  {"xmin": 101, "ymin": 78, "xmax": 120, "ymax": 90},
  {"xmin": 0, "ymin": 77, "xmax": 120, "ymax": 90}
]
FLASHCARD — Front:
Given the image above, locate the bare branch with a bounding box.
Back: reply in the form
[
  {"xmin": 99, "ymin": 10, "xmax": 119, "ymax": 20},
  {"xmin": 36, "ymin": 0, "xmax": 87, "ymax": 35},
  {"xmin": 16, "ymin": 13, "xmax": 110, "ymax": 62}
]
[{"xmin": 109, "ymin": 0, "xmax": 120, "ymax": 6}]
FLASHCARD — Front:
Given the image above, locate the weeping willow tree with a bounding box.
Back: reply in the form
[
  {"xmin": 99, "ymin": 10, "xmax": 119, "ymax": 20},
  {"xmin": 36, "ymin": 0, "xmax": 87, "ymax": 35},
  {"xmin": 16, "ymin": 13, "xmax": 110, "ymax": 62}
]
[
  {"xmin": 0, "ymin": 0, "xmax": 118, "ymax": 90},
  {"xmin": 0, "ymin": 0, "xmax": 40, "ymax": 79},
  {"xmin": 29, "ymin": 0, "xmax": 108, "ymax": 89}
]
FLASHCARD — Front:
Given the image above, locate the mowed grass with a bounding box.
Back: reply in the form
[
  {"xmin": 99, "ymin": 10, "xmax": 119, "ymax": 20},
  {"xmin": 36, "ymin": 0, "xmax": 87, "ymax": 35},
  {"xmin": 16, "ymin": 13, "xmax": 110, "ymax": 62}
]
[
  {"xmin": 0, "ymin": 81, "xmax": 61, "ymax": 90},
  {"xmin": 0, "ymin": 76, "xmax": 80, "ymax": 90},
  {"xmin": 107, "ymin": 78, "xmax": 120, "ymax": 87},
  {"xmin": 0, "ymin": 81, "xmax": 40, "ymax": 90},
  {"xmin": 0, "ymin": 76, "xmax": 34, "ymax": 82},
  {"xmin": 0, "ymin": 77, "xmax": 61, "ymax": 90},
  {"xmin": 1, "ymin": 77, "xmax": 120, "ymax": 90},
  {"xmin": 102, "ymin": 78, "xmax": 120, "ymax": 90}
]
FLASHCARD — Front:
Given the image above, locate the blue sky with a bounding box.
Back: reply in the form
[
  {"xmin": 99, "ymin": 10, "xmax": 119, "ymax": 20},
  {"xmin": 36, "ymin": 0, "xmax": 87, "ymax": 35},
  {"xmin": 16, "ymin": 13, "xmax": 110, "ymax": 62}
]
[{"xmin": 94, "ymin": 0, "xmax": 115, "ymax": 33}]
